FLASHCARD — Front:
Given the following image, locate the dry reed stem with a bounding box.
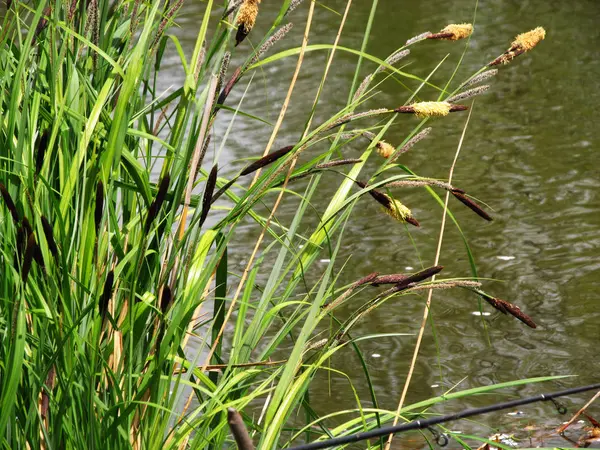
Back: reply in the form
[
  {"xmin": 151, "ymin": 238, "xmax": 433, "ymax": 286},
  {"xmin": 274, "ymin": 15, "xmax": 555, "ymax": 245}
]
[
  {"xmin": 556, "ymin": 390, "xmax": 600, "ymax": 434},
  {"xmin": 385, "ymin": 104, "xmax": 474, "ymax": 450}
]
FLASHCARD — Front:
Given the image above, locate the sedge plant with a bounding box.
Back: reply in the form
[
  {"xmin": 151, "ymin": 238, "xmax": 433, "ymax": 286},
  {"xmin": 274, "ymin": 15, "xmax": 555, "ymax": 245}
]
[{"xmin": 0, "ymin": 0, "xmax": 551, "ymax": 449}]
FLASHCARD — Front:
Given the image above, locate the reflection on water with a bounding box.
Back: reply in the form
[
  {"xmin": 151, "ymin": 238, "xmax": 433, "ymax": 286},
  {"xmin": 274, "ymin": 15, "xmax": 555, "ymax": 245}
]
[{"xmin": 165, "ymin": 0, "xmax": 599, "ymax": 445}]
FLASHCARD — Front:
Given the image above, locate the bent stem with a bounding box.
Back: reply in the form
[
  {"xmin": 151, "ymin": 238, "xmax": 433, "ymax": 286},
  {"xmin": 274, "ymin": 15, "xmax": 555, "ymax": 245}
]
[{"xmin": 385, "ymin": 105, "xmax": 475, "ymax": 450}]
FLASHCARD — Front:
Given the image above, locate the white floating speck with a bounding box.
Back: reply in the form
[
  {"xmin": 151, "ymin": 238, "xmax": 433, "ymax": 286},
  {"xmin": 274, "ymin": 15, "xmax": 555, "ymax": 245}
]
[
  {"xmin": 471, "ymin": 311, "xmax": 491, "ymax": 316},
  {"xmin": 507, "ymin": 411, "xmax": 524, "ymax": 416},
  {"xmin": 405, "ymin": 266, "xmax": 414, "ymax": 271},
  {"xmin": 578, "ymin": 420, "xmax": 586, "ymax": 424},
  {"xmin": 496, "ymin": 255, "xmax": 516, "ymax": 261},
  {"xmin": 299, "ymin": 244, "xmax": 304, "ymax": 249},
  {"xmin": 372, "ymin": 353, "xmax": 381, "ymax": 358},
  {"xmin": 319, "ymin": 259, "xmax": 330, "ymax": 263},
  {"xmin": 431, "ymin": 384, "xmax": 439, "ymax": 388}
]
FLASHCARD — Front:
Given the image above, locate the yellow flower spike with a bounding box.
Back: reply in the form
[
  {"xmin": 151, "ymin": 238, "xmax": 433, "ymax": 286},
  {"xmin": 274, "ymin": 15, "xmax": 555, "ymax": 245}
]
[
  {"xmin": 382, "ymin": 197, "xmax": 420, "ymax": 227},
  {"xmin": 489, "ymin": 26, "xmax": 546, "ymax": 66},
  {"xmin": 440, "ymin": 23, "xmax": 473, "ymax": 40},
  {"xmin": 512, "ymin": 26, "xmax": 546, "ymax": 52},
  {"xmin": 412, "ymin": 101, "xmax": 452, "ymax": 118},
  {"xmin": 236, "ymin": 0, "xmax": 261, "ymax": 45},
  {"xmin": 376, "ymin": 140, "xmax": 395, "ymax": 158}
]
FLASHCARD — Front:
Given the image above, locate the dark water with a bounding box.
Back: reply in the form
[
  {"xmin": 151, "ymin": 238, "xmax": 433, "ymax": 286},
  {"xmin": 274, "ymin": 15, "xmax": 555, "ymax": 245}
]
[{"xmin": 165, "ymin": 0, "xmax": 600, "ymax": 447}]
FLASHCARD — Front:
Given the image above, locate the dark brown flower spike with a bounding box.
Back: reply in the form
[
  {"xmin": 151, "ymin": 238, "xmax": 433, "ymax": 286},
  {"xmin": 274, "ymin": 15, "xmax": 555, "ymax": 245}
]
[
  {"xmin": 99, "ymin": 271, "xmax": 115, "ymax": 319},
  {"xmin": 36, "ymin": 130, "xmax": 50, "ymax": 174},
  {"xmin": 40, "ymin": 365, "xmax": 56, "ymax": 419},
  {"xmin": 211, "ymin": 178, "xmax": 237, "ymax": 205},
  {"xmin": 33, "ymin": 7, "xmax": 51, "ymax": 44},
  {"xmin": 476, "ymin": 290, "xmax": 537, "ymax": 328},
  {"xmin": 16, "ymin": 218, "xmax": 34, "ymax": 262},
  {"xmin": 390, "ymin": 265, "xmax": 444, "ymax": 292},
  {"xmin": 95, "ymin": 180, "xmax": 104, "ymax": 234},
  {"xmin": 227, "ymin": 408, "xmax": 254, "ymax": 450},
  {"xmin": 451, "ymin": 189, "xmax": 493, "ymax": 221},
  {"xmin": 370, "ymin": 274, "xmax": 408, "ymax": 286},
  {"xmin": 160, "ymin": 285, "xmax": 172, "ymax": 314},
  {"xmin": 240, "ymin": 145, "xmax": 295, "ymax": 176},
  {"xmin": 0, "ymin": 182, "xmax": 19, "ymax": 223},
  {"xmin": 356, "ymin": 180, "xmax": 420, "ymax": 227},
  {"xmin": 376, "ymin": 266, "xmax": 444, "ymax": 299},
  {"xmin": 145, "ymin": 175, "xmax": 170, "ymax": 233},
  {"xmin": 199, "ymin": 164, "xmax": 218, "ymax": 227},
  {"xmin": 355, "ymin": 180, "xmax": 391, "ymax": 208},
  {"xmin": 41, "ymin": 216, "xmax": 58, "ymax": 257},
  {"xmin": 322, "ymin": 272, "xmax": 379, "ymax": 310},
  {"xmin": 216, "ymin": 66, "xmax": 242, "ymax": 108},
  {"xmin": 22, "ymin": 233, "xmax": 37, "ymax": 282}
]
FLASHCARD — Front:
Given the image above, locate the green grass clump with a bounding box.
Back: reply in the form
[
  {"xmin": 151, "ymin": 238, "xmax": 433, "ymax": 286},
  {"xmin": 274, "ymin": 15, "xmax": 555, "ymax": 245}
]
[{"xmin": 0, "ymin": 1, "xmax": 549, "ymax": 448}]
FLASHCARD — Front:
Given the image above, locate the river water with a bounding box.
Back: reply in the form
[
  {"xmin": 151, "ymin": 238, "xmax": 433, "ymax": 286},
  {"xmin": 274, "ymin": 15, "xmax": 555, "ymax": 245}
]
[{"xmin": 164, "ymin": 0, "xmax": 600, "ymax": 447}]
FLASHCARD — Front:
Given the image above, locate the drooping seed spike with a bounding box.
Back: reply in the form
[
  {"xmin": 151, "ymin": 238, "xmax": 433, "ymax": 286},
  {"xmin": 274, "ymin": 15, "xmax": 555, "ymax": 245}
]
[
  {"xmin": 22, "ymin": 233, "xmax": 37, "ymax": 282},
  {"xmin": 211, "ymin": 177, "xmax": 238, "ymax": 205},
  {"xmin": 0, "ymin": 182, "xmax": 19, "ymax": 223},
  {"xmin": 145, "ymin": 175, "xmax": 170, "ymax": 233},
  {"xmin": 478, "ymin": 291, "xmax": 537, "ymax": 328},
  {"xmin": 95, "ymin": 180, "xmax": 104, "ymax": 234},
  {"xmin": 240, "ymin": 145, "xmax": 295, "ymax": 176},
  {"xmin": 216, "ymin": 66, "xmax": 242, "ymax": 108},
  {"xmin": 451, "ymin": 190, "xmax": 493, "ymax": 221},
  {"xmin": 41, "ymin": 216, "xmax": 58, "ymax": 257},
  {"xmin": 36, "ymin": 130, "xmax": 50, "ymax": 174},
  {"xmin": 160, "ymin": 285, "xmax": 172, "ymax": 314},
  {"xmin": 40, "ymin": 365, "xmax": 56, "ymax": 419},
  {"xmin": 370, "ymin": 274, "xmax": 409, "ymax": 286},
  {"xmin": 99, "ymin": 271, "xmax": 115, "ymax": 319},
  {"xmin": 199, "ymin": 164, "xmax": 218, "ymax": 227},
  {"xmin": 391, "ymin": 265, "xmax": 444, "ymax": 292},
  {"xmin": 355, "ymin": 180, "xmax": 392, "ymax": 208}
]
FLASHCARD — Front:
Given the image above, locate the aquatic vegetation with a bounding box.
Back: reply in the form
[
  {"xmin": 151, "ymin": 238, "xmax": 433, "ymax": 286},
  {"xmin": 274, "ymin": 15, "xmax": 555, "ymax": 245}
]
[{"xmin": 0, "ymin": 1, "xmax": 549, "ymax": 448}]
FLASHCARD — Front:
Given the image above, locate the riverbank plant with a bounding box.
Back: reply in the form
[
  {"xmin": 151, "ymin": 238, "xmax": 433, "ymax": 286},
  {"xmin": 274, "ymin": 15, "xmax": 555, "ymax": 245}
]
[{"xmin": 0, "ymin": 1, "xmax": 549, "ymax": 448}]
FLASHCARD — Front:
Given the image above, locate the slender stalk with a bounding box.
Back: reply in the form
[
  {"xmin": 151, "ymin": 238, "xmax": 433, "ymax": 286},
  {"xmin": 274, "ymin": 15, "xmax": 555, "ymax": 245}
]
[{"xmin": 385, "ymin": 105, "xmax": 475, "ymax": 449}]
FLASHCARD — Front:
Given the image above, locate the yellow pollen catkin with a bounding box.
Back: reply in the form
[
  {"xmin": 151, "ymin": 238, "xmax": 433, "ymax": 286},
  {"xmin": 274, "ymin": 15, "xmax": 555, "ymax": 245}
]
[
  {"xmin": 237, "ymin": 0, "xmax": 261, "ymax": 32},
  {"xmin": 412, "ymin": 101, "xmax": 452, "ymax": 118},
  {"xmin": 376, "ymin": 141, "xmax": 395, "ymax": 158},
  {"xmin": 440, "ymin": 23, "xmax": 473, "ymax": 40},
  {"xmin": 512, "ymin": 26, "xmax": 546, "ymax": 51},
  {"xmin": 382, "ymin": 198, "xmax": 412, "ymax": 223}
]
